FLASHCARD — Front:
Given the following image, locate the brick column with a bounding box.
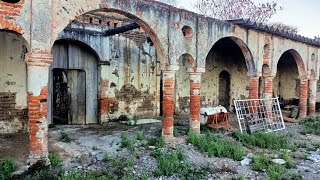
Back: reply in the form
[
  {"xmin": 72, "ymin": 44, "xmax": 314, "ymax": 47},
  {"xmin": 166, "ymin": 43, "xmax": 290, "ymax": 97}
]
[
  {"xmin": 308, "ymin": 79, "xmax": 317, "ymax": 116},
  {"xmin": 189, "ymin": 72, "xmax": 202, "ymax": 134},
  {"xmin": 299, "ymin": 78, "xmax": 308, "ymax": 118},
  {"xmin": 26, "ymin": 49, "xmax": 52, "ymax": 164},
  {"xmin": 264, "ymin": 76, "xmax": 274, "ymax": 99},
  {"xmin": 162, "ymin": 67, "xmax": 177, "ymax": 139},
  {"xmin": 249, "ymin": 76, "xmax": 259, "ymax": 99}
]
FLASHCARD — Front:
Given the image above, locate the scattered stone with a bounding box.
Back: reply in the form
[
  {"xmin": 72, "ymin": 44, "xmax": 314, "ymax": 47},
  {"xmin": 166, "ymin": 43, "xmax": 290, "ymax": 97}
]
[
  {"xmin": 95, "ymin": 152, "xmax": 104, "ymax": 161},
  {"xmin": 309, "ymin": 154, "xmax": 320, "ymax": 162},
  {"xmin": 241, "ymin": 157, "xmax": 251, "ymax": 166},
  {"xmin": 272, "ymin": 159, "xmax": 286, "ymax": 165},
  {"xmin": 149, "ymin": 146, "xmax": 156, "ymax": 150}
]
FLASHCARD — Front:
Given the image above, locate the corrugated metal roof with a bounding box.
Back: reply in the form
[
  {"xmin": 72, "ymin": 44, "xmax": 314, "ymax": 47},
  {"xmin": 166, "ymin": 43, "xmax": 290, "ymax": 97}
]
[{"xmin": 227, "ymin": 18, "xmax": 320, "ymax": 47}]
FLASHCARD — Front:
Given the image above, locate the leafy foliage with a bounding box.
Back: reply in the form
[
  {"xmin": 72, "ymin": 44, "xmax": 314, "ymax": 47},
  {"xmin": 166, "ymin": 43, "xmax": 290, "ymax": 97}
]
[
  {"xmin": 0, "ymin": 157, "xmax": 16, "ymax": 180},
  {"xmin": 193, "ymin": 0, "xmax": 282, "ymax": 23}
]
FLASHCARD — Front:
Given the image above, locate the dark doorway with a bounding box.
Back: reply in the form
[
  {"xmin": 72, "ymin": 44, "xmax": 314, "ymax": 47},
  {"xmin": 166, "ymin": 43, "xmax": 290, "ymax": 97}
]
[
  {"xmin": 218, "ymin": 70, "xmax": 231, "ymax": 108},
  {"xmin": 52, "ymin": 68, "xmax": 86, "ymax": 124}
]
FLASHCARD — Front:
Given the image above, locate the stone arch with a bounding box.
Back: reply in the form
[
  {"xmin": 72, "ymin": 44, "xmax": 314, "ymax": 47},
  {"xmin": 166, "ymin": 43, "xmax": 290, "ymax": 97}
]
[
  {"xmin": 206, "ymin": 36, "xmax": 256, "ymax": 77},
  {"xmin": 52, "ymin": 1, "xmax": 169, "ymax": 65},
  {"xmin": 274, "ymin": 49, "xmax": 307, "ymax": 78}
]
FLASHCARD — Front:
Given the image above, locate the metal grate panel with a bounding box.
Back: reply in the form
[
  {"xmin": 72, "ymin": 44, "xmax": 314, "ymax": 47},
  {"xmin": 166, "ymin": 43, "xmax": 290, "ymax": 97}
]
[{"xmin": 234, "ymin": 98, "xmax": 285, "ymax": 133}]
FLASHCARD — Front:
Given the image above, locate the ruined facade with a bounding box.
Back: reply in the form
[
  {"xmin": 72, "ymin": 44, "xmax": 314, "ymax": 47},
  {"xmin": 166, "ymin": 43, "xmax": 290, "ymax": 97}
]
[{"xmin": 1, "ymin": 0, "xmax": 320, "ymax": 162}]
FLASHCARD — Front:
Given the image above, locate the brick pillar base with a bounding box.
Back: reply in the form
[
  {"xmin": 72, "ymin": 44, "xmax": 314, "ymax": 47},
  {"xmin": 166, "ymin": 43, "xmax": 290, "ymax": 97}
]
[
  {"xmin": 249, "ymin": 77, "xmax": 259, "ymax": 113},
  {"xmin": 299, "ymin": 79, "xmax": 308, "ymax": 118},
  {"xmin": 308, "ymin": 79, "xmax": 317, "ymax": 116},
  {"xmin": 189, "ymin": 73, "xmax": 202, "ymax": 134},
  {"xmin": 264, "ymin": 76, "xmax": 274, "ymax": 98},
  {"xmin": 26, "ymin": 50, "xmax": 52, "ymax": 164},
  {"xmin": 162, "ymin": 70, "xmax": 176, "ymax": 139}
]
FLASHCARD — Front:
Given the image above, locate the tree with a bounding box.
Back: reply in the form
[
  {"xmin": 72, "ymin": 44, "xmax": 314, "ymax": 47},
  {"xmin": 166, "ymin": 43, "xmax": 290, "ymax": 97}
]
[
  {"xmin": 269, "ymin": 22, "xmax": 299, "ymax": 34},
  {"xmin": 157, "ymin": 0, "xmax": 177, "ymax": 6},
  {"xmin": 193, "ymin": 0, "xmax": 282, "ymax": 23}
]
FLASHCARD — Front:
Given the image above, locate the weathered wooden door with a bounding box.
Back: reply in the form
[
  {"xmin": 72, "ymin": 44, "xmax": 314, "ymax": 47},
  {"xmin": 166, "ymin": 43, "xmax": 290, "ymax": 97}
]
[
  {"xmin": 218, "ymin": 70, "xmax": 231, "ymax": 108},
  {"xmin": 68, "ymin": 70, "xmax": 86, "ymax": 124}
]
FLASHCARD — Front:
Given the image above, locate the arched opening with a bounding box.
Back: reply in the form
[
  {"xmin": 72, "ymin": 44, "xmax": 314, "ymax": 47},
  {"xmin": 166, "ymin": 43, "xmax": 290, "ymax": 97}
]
[
  {"xmin": 175, "ymin": 54, "xmax": 194, "ymax": 116},
  {"xmin": 50, "ymin": 11, "xmax": 160, "ymax": 124},
  {"xmin": 0, "ymin": 30, "xmax": 29, "ymax": 160},
  {"xmin": 50, "ymin": 40, "xmax": 99, "ymax": 125},
  {"xmin": 218, "ymin": 70, "xmax": 231, "ymax": 108},
  {"xmin": 0, "ymin": 30, "xmax": 28, "ymax": 133},
  {"xmin": 274, "ymin": 50, "xmax": 301, "ymax": 108},
  {"xmin": 202, "ymin": 37, "xmax": 252, "ymax": 111}
]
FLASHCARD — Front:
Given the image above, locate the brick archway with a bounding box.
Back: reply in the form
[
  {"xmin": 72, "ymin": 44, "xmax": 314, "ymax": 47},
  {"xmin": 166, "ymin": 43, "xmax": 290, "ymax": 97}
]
[
  {"xmin": 52, "ymin": 1, "xmax": 169, "ymax": 65},
  {"xmin": 275, "ymin": 49, "xmax": 307, "ymax": 78}
]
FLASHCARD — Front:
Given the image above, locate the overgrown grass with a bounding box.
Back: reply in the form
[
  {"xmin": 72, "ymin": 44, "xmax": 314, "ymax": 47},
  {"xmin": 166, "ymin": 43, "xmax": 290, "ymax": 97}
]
[
  {"xmin": 135, "ymin": 131, "xmax": 144, "ymax": 141},
  {"xmin": 301, "ymin": 116, "xmax": 320, "ymax": 135},
  {"xmin": 232, "ymin": 131, "xmax": 289, "ymax": 150},
  {"xmin": 0, "ymin": 156, "xmax": 16, "ymax": 180},
  {"xmin": 151, "ymin": 148, "xmax": 210, "ymax": 179},
  {"xmin": 49, "ymin": 153, "xmax": 62, "ymax": 168},
  {"xmin": 252, "ymin": 154, "xmax": 273, "ymax": 171},
  {"xmin": 59, "ymin": 131, "xmax": 71, "ymax": 143},
  {"xmin": 188, "ymin": 131, "xmax": 245, "ymax": 161}
]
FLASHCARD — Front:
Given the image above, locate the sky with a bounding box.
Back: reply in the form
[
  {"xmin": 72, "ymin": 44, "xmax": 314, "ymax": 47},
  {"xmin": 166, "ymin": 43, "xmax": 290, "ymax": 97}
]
[{"xmin": 175, "ymin": 0, "xmax": 320, "ymax": 38}]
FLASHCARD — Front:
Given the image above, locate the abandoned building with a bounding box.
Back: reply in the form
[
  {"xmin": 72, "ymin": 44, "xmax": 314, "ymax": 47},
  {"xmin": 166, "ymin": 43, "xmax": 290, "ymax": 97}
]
[{"xmin": 1, "ymin": 0, "xmax": 320, "ymax": 163}]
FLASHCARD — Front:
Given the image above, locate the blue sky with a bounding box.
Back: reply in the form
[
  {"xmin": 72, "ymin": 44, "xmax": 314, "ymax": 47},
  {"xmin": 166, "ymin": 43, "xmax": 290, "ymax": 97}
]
[{"xmin": 176, "ymin": 0, "xmax": 320, "ymax": 38}]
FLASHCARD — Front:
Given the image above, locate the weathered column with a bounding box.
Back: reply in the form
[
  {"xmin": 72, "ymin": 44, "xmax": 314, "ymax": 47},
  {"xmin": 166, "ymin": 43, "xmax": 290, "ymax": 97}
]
[
  {"xmin": 27, "ymin": 49, "xmax": 52, "ymax": 164},
  {"xmin": 308, "ymin": 79, "xmax": 317, "ymax": 116},
  {"xmin": 299, "ymin": 78, "xmax": 309, "ymax": 118},
  {"xmin": 249, "ymin": 76, "xmax": 259, "ymax": 99},
  {"xmin": 264, "ymin": 76, "xmax": 274, "ymax": 99},
  {"xmin": 161, "ymin": 66, "xmax": 178, "ymax": 139},
  {"xmin": 189, "ymin": 71, "xmax": 203, "ymax": 134}
]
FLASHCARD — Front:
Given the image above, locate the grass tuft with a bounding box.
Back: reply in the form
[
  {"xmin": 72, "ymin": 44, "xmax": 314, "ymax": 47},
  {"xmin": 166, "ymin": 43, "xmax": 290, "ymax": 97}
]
[
  {"xmin": 49, "ymin": 153, "xmax": 62, "ymax": 168},
  {"xmin": 59, "ymin": 132, "xmax": 71, "ymax": 143},
  {"xmin": 300, "ymin": 116, "xmax": 320, "ymax": 135},
  {"xmin": 120, "ymin": 132, "xmax": 136, "ymax": 151}
]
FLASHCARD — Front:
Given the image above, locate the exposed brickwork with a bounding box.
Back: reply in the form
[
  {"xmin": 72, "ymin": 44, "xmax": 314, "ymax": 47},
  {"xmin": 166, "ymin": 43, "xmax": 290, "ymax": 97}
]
[
  {"xmin": 0, "ymin": 92, "xmax": 27, "ymax": 132},
  {"xmin": 299, "ymin": 79, "xmax": 308, "ymax": 118},
  {"xmin": 308, "ymin": 79, "xmax": 317, "ymax": 116},
  {"xmin": 264, "ymin": 76, "xmax": 274, "ymax": 98},
  {"xmin": 28, "ymin": 87, "xmax": 48, "ymax": 162},
  {"xmin": 0, "ymin": 1, "xmax": 24, "ymax": 33},
  {"xmin": 162, "ymin": 71, "xmax": 175, "ymax": 139},
  {"xmin": 249, "ymin": 77, "xmax": 259, "ymax": 99},
  {"xmin": 189, "ymin": 73, "xmax": 201, "ymax": 134},
  {"xmin": 26, "ymin": 49, "xmax": 53, "ymax": 66}
]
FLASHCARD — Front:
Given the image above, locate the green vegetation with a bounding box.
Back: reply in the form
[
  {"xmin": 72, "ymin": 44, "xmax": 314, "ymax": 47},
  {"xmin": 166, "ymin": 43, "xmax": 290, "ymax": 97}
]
[
  {"xmin": 301, "ymin": 116, "xmax": 320, "ymax": 135},
  {"xmin": 120, "ymin": 132, "xmax": 136, "ymax": 151},
  {"xmin": 59, "ymin": 131, "xmax": 71, "ymax": 143},
  {"xmin": 188, "ymin": 131, "xmax": 245, "ymax": 161},
  {"xmin": 151, "ymin": 148, "xmax": 210, "ymax": 179},
  {"xmin": 0, "ymin": 156, "xmax": 16, "ymax": 180},
  {"xmin": 147, "ymin": 137, "xmax": 165, "ymax": 148},
  {"xmin": 252, "ymin": 154, "xmax": 301, "ymax": 180},
  {"xmin": 49, "ymin": 153, "xmax": 62, "ymax": 168},
  {"xmin": 135, "ymin": 131, "xmax": 144, "ymax": 141},
  {"xmin": 232, "ymin": 131, "xmax": 289, "ymax": 149}
]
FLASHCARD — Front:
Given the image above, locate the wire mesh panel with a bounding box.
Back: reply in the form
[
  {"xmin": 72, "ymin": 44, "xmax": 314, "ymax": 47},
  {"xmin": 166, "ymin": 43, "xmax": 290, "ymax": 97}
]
[{"xmin": 234, "ymin": 98, "xmax": 285, "ymax": 133}]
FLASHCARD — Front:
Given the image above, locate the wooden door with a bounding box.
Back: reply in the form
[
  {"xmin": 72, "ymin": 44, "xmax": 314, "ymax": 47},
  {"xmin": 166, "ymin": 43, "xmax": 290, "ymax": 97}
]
[
  {"xmin": 218, "ymin": 70, "xmax": 231, "ymax": 108},
  {"xmin": 68, "ymin": 70, "xmax": 86, "ymax": 124}
]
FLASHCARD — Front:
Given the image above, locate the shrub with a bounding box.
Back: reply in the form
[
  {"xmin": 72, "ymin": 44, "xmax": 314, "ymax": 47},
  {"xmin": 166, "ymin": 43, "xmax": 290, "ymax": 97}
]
[
  {"xmin": 188, "ymin": 131, "xmax": 245, "ymax": 161},
  {"xmin": 0, "ymin": 156, "xmax": 16, "ymax": 180},
  {"xmin": 120, "ymin": 132, "xmax": 135, "ymax": 151}
]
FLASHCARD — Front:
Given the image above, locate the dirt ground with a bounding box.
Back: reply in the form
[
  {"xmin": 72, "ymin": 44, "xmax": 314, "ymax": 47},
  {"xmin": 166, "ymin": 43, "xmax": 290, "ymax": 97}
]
[{"xmin": 1, "ymin": 114, "xmax": 320, "ymax": 179}]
